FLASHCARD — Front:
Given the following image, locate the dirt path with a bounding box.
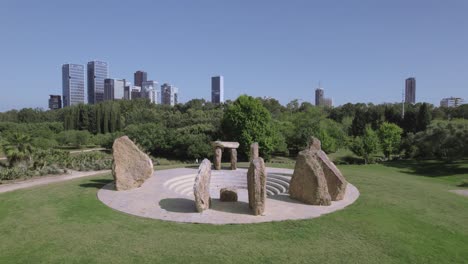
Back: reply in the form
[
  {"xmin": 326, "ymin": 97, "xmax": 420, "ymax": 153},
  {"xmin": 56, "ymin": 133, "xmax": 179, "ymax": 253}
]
[{"xmin": 0, "ymin": 170, "xmax": 111, "ymax": 194}]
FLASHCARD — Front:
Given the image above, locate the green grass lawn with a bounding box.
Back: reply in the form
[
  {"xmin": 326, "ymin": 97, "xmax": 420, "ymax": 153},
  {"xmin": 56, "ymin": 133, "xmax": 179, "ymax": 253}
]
[{"xmin": 0, "ymin": 161, "xmax": 467, "ymax": 263}]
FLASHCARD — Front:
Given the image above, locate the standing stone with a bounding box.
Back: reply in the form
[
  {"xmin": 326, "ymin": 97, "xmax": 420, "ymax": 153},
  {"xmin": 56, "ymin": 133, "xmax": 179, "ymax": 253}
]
[
  {"xmin": 308, "ymin": 137, "xmax": 321, "ymax": 152},
  {"xmin": 230, "ymin": 148, "xmax": 237, "ymax": 170},
  {"xmin": 289, "ymin": 149, "xmax": 331, "ymax": 205},
  {"xmin": 250, "ymin": 142, "xmax": 259, "ymax": 161},
  {"xmin": 316, "ymin": 150, "xmax": 347, "ymax": 201},
  {"xmin": 193, "ymin": 159, "xmax": 212, "ymax": 212},
  {"xmin": 214, "ymin": 147, "xmax": 222, "ymax": 170},
  {"xmin": 308, "ymin": 137, "xmax": 347, "ymax": 201},
  {"xmin": 247, "ymin": 157, "xmax": 266, "ymax": 215},
  {"xmin": 220, "ymin": 187, "xmax": 238, "ymax": 202},
  {"xmin": 112, "ymin": 136, "xmax": 154, "ymax": 191}
]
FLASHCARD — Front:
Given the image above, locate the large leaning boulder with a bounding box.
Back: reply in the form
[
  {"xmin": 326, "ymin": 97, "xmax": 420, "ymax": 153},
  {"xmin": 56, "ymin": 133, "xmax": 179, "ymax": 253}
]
[
  {"xmin": 193, "ymin": 159, "xmax": 212, "ymax": 212},
  {"xmin": 308, "ymin": 137, "xmax": 347, "ymax": 201},
  {"xmin": 112, "ymin": 136, "xmax": 154, "ymax": 191},
  {"xmin": 289, "ymin": 149, "xmax": 331, "ymax": 205},
  {"xmin": 247, "ymin": 157, "xmax": 266, "ymax": 215}
]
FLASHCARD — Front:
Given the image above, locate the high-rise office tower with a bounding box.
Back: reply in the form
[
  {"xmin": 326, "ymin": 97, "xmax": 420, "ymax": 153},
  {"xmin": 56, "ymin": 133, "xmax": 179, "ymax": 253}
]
[
  {"xmin": 87, "ymin": 61, "xmax": 109, "ymax": 104},
  {"xmin": 405, "ymin": 77, "xmax": 416, "ymax": 104},
  {"xmin": 62, "ymin": 64, "xmax": 85, "ymax": 107},
  {"xmin": 211, "ymin": 76, "xmax": 224, "ymax": 104},
  {"xmin": 104, "ymin": 79, "xmax": 125, "ymax": 101},
  {"xmin": 142, "ymin": 80, "xmax": 160, "ymax": 104},
  {"xmin": 134, "ymin": 70, "xmax": 147, "ymax": 88},
  {"xmin": 48, "ymin": 95, "xmax": 62, "ymax": 110},
  {"xmin": 315, "ymin": 88, "xmax": 324, "ymax": 106},
  {"xmin": 161, "ymin": 83, "xmax": 178, "ymax": 106}
]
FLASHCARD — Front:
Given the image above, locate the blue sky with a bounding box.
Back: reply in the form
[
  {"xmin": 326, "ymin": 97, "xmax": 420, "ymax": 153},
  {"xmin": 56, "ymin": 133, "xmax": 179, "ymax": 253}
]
[{"xmin": 0, "ymin": 0, "xmax": 467, "ymax": 111}]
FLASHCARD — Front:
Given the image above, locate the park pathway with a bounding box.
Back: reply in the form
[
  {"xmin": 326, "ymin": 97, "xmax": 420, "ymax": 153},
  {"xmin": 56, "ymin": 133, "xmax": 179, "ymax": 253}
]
[{"xmin": 0, "ymin": 169, "xmax": 110, "ymax": 194}]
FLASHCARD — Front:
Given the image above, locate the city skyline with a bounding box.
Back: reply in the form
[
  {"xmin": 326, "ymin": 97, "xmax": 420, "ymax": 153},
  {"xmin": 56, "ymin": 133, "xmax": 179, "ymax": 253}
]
[{"xmin": 1, "ymin": 1, "xmax": 468, "ymax": 111}]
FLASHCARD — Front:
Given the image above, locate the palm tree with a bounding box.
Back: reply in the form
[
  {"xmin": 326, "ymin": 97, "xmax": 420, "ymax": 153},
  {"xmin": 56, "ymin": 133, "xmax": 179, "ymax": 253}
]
[{"xmin": 2, "ymin": 133, "xmax": 33, "ymax": 168}]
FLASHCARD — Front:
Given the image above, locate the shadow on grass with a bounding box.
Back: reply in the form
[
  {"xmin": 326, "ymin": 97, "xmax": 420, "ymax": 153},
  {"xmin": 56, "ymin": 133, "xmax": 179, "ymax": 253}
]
[
  {"xmin": 383, "ymin": 160, "xmax": 468, "ymax": 178},
  {"xmin": 79, "ymin": 179, "xmax": 113, "ymax": 189}
]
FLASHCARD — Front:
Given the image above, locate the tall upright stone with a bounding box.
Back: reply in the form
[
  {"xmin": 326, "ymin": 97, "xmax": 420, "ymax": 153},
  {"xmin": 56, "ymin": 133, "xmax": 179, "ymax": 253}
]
[
  {"xmin": 214, "ymin": 147, "xmax": 222, "ymax": 170},
  {"xmin": 193, "ymin": 159, "xmax": 212, "ymax": 212},
  {"xmin": 230, "ymin": 148, "xmax": 237, "ymax": 170},
  {"xmin": 247, "ymin": 157, "xmax": 266, "ymax": 215},
  {"xmin": 250, "ymin": 142, "xmax": 259, "ymax": 161},
  {"xmin": 112, "ymin": 136, "xmax": 154, "ymax": 191},
  {"xmin": 289, "ymin": 149, "xmax": 331, "ymax": 205}
]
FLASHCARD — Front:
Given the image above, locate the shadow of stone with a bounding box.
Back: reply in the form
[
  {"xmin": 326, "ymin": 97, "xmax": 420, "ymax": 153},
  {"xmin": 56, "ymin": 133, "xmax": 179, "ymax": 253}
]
[
  {"xmin": 267, "ymin": 194, "xmax": 305, "ymax": 205},
  {"xmin": 159, "ymin": 198, "xmax": 196, "ymax": 213},
  {"xmin": 209, "ymin": 199, "xmax": 252, "ymax": 215},
  {"xmin": 79, "ymin": 179, "xmax": 114, "ymax": 189}
]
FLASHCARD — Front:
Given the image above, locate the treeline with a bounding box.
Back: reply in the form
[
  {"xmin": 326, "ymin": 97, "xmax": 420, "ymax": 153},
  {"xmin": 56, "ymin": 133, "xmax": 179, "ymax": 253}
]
[{"xmin": 0, "ymin": 97, "xmax": 467, "ymax": 163}]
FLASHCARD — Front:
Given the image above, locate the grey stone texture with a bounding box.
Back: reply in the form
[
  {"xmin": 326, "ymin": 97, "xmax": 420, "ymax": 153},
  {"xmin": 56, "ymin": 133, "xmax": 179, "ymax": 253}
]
[
  {"xmin": 220, "ymin": 187, "xmax": 238, "ymax": 202},
  {"xmin": 230, "ymin": 148, "xmax": 237, "ymax": 170},
  {"xmin": 112, "ymin": 136, "xmax": 154, "ymax": 191},
  {"xmin": 247, "ymin": 157, "xmax": 266, "ymax": 215},
  {"xmin": 289, "ymin": 137, "xmax": 347, "ymax": 205},
  {"xmin": 193, "ymin": 159, "xmax": 212, "ymax": 212}
]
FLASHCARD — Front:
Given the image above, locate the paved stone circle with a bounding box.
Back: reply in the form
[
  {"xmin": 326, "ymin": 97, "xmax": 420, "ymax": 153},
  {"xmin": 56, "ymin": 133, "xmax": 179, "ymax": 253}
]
[{"xmin": 98, "ymin": 167, "xmax": 360, "ymax": 224}]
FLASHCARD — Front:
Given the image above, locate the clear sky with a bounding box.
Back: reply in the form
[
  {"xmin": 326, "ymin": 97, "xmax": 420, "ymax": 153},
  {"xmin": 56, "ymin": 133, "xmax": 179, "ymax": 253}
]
[{"xmin": 0, "ymin": 0, "xmax": 467, "ymax": 111}]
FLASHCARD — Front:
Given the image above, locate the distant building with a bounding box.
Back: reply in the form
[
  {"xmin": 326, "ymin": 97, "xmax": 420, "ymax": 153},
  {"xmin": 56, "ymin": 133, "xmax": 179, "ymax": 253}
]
[
  {"xmin": 315, "ymin": 88, "xmax": 324, "ymax": 106},
  {"xmin": 104, "ymin": 79, "xmax": 125, "ymax": 101},
  {"xmin": 134, "ymin": 70, "xmax": 147, "ymax": 88},
  {"xmin": 87, "ymin": 60, "xmax": 109, "ymax": 104},
  {"xmin": 124, "ymin": 81, "xmax": 131, "ymax": 100},
  {"xmin": 211, "ymin": 76, "xmax": 224, "ymax": 104},
  {"xmin": 131, "ymin": 86, "xmax": 142, "ymax": 99},
  {"xmin": 315, "ymin": 86, "xmax": 332, "ymax": 107},
  {"xmin": 142, "ymin": 80, "xmax": 160, "ymax": 104},
  {"xmin": 440, "ymin": 97, "xmax": 465, "ymax": 108},
  {"xmin": 161, "ymin": 83, "xmax": 178, "ymax": 106},
  {"xmin": 62, "ymin": 63, "xmax": 85, "ymax": 107},
  {"xmin": 48, "ymin": 95, "xmax": 62, "ymax": 110},
  {"xmin": 405, "ymin": 77, "xmax": 416, "ymax": 104}
]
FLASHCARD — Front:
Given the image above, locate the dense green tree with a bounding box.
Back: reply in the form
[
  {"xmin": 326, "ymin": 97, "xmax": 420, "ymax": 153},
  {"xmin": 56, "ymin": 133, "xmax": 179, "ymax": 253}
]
[
  {"xmin": 350, "ymin": 126, "xmax": 380, "ymax": 164},
  {"xmin": 2, "ymin": 133, "xmax": 34, "ymax": 167},
  {"xmin": 222, "ymin": 95, "xmax": 276, "ymax": 159},
  {"xmin": 416, "ymin": 103, "xmax": 431, "ymax": 132},
  {"xmin": 378, "ymin": 122, "xmax": 403, "ymax": 160}
]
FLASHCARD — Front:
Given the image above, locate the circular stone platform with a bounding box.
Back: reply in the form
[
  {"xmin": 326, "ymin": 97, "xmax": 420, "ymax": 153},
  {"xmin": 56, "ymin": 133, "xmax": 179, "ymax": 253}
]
[{"xmin": 98, "ymin": 167, "xmax": 359, "ymax": 224}]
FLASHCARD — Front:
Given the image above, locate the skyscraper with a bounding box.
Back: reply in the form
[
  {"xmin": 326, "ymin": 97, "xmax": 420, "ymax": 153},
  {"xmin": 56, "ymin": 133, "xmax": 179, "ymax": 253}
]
[
  {"xmin": 161, "ymin": 83, "xmax": 178, "ymax": 106},
  {"xmin": 87, "ymin": 61, "xmax": 109, "ymax": 104},
  {"xmin": 104, "ymin": 79, "xmax": 125, "ymax": 101},
  {"xmin": 405, "ymin": 77, "xmax": 416, "ymax": 104},
  {"xmin": 315, "ymin": 88, "xmax": 324, "ymax": 106},
  {"xmin": 142, "ymin": 80, "xmax": 160, "ymax": 104},
  {"xmin": 211, "ymin": 76, "xmax": 224, "ymax": 104},
  {"xmin": 48, "ymin": 95, "xmax": 62, "ymax": 110},
  {"xmin": 62, "ymin": 63, "xmax": 85, "ymax": 107},
  {"xmin": 134, "ymin": 71, "xmax": 147, "ymax": 88}
]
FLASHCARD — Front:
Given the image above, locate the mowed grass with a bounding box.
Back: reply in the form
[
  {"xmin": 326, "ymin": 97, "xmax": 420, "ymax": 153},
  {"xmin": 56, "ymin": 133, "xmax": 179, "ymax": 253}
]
[{"xmin": 0, "ymin": 161, "xmax": 467, "ymax": 263}]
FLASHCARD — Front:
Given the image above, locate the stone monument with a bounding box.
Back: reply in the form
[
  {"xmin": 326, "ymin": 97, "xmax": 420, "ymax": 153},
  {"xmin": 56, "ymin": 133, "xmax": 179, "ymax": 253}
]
[
  {"xmin": 212, "ymin": 141, "xmax": 240, "ymax": 170},
  {"xmin": 112, "ymin": 136, "xmax": 154, "ymax": 191},
  {"xmin": 289, "ymin": 137, "xmax": 348, "ymax": 205},
  {"xmin": 193, "ymin": 159, "xmax": 212, "ymax": 212},
  {"xmin": 247, "ymin": 157, "xmax": 266, "ymax": 215}
]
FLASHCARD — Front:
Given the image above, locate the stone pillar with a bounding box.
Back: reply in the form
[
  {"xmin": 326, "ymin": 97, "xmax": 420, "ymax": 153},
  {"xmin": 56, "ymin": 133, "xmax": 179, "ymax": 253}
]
[
  {"xmin": 193, "ymin": 159, "xmax": 212, "ymax": 212},
  {"xmin": 214, "ymin": 147, "xmax": 222, "ymax": 170},
  {"xmin": 230, "ymin": 148, "xmax": 237, "ymax": 170},
  {"xmin": 250, "ymin": 142, "xmax": 259, "ymax": 161},
  {"xmin": 247, "ymin": 157, "xmax": 266, "ymax": 215}
]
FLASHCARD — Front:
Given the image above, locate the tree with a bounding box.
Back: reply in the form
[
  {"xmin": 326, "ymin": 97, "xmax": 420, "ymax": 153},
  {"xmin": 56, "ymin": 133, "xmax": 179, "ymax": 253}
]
[
  {"xmin": 222, "ymin": 95, "xmax": 276, "ymax": 160},
  {"xmin": 416, "ymin": 103, "xmax": 431, "ymax": 132},
  {"xmin": 2, "ymin": 133, "xmax": 34, "ymax": 168},
  {"xmin": 350, "ymin": 126, "xmax": 380, "ymax": 164},
  {"xmin": 378, "ymin": 122, "xmax": 403, "ymax": 160},
  {"xmin": 351, "ymin": 108, "xmax": 367, "ymax": 136}
]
